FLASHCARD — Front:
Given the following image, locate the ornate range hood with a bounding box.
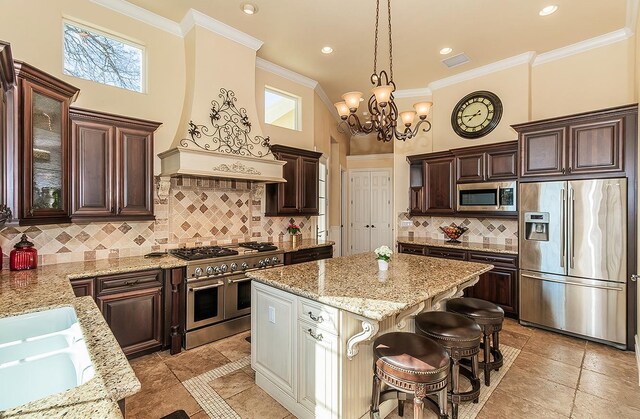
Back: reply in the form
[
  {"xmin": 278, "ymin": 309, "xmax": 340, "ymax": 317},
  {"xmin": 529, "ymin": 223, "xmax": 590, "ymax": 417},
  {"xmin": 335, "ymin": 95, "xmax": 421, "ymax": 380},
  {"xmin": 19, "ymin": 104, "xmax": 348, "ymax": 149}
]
[{"xmin": 159, "ymin": 88, "xmax": 286, "ymax": 183}]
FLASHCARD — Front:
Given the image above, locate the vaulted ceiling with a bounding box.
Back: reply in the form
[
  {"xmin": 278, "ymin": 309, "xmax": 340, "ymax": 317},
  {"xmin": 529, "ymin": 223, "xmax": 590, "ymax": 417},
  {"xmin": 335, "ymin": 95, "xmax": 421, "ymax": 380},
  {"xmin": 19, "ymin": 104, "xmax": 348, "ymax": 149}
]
[{"xmin": 127, "ymin": 0, "xmax": 629, "ymax": 102}]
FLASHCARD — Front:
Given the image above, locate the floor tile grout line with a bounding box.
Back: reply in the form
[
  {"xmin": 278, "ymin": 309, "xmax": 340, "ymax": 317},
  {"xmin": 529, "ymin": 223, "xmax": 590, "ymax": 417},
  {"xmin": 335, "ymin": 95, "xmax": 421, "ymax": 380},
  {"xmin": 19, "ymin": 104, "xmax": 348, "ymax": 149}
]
[{"xmin": 568, "ymin": 348, "xmax": 586, "ymax": 418}]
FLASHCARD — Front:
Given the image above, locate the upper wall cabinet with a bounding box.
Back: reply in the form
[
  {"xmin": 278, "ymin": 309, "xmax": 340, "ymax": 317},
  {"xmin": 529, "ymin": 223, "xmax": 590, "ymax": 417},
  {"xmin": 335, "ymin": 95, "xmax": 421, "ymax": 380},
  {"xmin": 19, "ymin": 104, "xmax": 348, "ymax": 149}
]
[
  {"xmin": 453, "ymin": 141, "xmax": 518, "ymax": 183},
  {"xmin": 265, "ymin": 145, "xmax": 322, "ymax": 216},
  {"xmin": 14, "ymin": 61, "xmax": 80, "ymax": 225},
  {"xmin": 513, "ymin": 105, "xmax": 637, "ymax": 179},
  {"xmin": 407, "ymin": 151, "xmax": 455, "ymax": 216},
  {"xmin": 70, "ymin": 108, "xmax": 160, "ymax": 221}
]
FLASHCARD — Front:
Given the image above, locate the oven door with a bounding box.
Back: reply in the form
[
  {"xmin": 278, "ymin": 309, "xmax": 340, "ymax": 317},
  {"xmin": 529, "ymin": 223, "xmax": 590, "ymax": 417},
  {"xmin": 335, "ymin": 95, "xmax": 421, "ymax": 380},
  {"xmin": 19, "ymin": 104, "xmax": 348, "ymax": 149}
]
[
  {"xmin": 187, "ymin": 278, "xmax": 225, "ymax": 330},
  {"xmin": 225, "ymin": 274, "xmax": 252, "ymax": 319}
]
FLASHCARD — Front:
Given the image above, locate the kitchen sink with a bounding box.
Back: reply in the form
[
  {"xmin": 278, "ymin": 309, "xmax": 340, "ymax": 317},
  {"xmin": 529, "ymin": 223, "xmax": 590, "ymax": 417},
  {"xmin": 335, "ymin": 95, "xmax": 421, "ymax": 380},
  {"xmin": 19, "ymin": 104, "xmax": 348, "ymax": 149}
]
[{"xmin": 0, "ymin": 307, "xmax": 95, "ymax": 411}]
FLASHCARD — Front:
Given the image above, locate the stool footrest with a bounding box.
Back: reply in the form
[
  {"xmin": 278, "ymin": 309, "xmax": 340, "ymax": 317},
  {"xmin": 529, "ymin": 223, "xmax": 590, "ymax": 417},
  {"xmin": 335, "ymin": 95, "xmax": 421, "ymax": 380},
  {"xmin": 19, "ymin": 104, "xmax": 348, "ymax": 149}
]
[{"xmin": 448, "ymin": 366, "xmax": 481, "ymax": 404}]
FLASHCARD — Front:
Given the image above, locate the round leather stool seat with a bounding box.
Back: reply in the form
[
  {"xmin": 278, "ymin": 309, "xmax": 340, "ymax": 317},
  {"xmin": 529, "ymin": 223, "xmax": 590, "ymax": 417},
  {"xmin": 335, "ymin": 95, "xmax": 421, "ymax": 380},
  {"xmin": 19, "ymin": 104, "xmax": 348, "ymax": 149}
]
[
  {"xmin": 371, "ymin": 332, "xmax": 450, "ymax": 419},
  {"xmin": 415, "ymin": 311, "xmax": 482, "ymax": 350},
  {"xmin": 447, "ymin": 297, "xmax": 504, "ymax": 326},
  {"xmin": 373, "ymin": 332, "xmax": 449, "ymax": 384}
]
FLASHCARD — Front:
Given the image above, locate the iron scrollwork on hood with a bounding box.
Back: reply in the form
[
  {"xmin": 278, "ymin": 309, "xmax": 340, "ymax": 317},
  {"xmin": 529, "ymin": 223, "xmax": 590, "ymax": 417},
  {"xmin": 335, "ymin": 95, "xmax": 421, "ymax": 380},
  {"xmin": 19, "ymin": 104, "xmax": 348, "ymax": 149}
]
[{"xmin": 182, "ymin": 88, "xmax": 272, "ymax": 157}]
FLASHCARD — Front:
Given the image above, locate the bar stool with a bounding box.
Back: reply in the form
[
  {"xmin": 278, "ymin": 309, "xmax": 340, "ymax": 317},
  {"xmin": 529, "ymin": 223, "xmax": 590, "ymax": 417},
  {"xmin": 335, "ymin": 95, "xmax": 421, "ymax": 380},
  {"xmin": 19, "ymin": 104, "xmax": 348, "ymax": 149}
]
[
  {"xmin": 415, "ymin": 311, "xmax": 482, "ymax": 419},
  {"xmin": 371, "ymin": 332, "xmax": 450, "ymax": 419},
  {"xmin": 447, "ymin": 297, "xmax": 504, "ymax": 386}
]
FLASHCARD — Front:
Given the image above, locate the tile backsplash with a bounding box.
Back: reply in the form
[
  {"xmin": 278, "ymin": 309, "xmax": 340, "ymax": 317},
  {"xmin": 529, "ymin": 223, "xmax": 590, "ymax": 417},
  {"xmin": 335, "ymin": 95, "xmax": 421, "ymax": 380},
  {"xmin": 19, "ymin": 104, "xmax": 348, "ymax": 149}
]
[
  {"xmin": 397, "ymin": 212, "xmax": 518, "ymax": 245},
  {"xmin": 0, "ymin": 177, "xmax": 313, "ymax": 267}
]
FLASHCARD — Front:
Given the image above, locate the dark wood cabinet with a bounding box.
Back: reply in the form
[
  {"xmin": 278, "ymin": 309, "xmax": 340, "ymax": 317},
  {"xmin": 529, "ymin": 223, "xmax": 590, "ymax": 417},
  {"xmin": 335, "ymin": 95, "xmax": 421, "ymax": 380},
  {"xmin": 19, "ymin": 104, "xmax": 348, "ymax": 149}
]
[
  {"xmin": 96, "ymin": 269, "xmax": 164, "ymax": 357},
  {"xmin": 514, "ymin": 105, "xmax": 636, "ymax": 179},
  {"xmin": 453, "ymin": 141, "xmax": 518, "ymax": 182},
  {"xmin": 71, "ymin": 278, "xmax": 95, "ymax": 299},
  {"xmin": 398, "ymin": 243, "xmax": 518, "ymax": 317},
  {"xmin": 14, "ymin": 61, "xmax": 79, "ymax": 225},
  {"xmin": 70, "ymin": 108, "xmax": 160, "ymax": 221},
  {"xmin": 455, "ymin": 153, "xmax": 484, "ymax": 183},
  {"xmin": 407, "ymin": 151, "xmax": 455, "ymax": 216},
  {"xmin": 284, "ymin": 245, "xmax": 333, "ymax": 265},
  {"xmin": 266, "ymin": 145, "xmax": 322, "ymax": 216}
]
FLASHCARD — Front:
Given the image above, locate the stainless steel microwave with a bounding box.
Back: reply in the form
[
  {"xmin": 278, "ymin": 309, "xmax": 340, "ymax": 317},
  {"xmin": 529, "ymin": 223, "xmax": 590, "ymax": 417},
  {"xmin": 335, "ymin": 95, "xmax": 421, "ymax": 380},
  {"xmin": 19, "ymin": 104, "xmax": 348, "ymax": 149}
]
[{"xmin": 456, "ymin": 181, "xmax": 517, "ymax": 212}]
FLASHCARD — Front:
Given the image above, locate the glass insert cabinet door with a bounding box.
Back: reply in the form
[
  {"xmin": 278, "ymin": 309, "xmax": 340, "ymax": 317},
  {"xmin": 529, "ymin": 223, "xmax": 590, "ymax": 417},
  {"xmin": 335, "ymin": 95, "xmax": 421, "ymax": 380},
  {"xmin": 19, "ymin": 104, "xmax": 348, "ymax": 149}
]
[{"xmin": 20, "ymin": 79, "xmax": 72, "ymax": 221}]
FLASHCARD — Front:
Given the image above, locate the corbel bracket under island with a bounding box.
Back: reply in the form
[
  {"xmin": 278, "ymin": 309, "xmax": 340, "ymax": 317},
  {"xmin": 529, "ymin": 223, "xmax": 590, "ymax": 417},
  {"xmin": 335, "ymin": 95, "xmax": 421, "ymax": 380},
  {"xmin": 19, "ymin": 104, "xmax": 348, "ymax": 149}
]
[{"xmin": 247, "ymin": 253, "xmax": 492, "ymax": 419}]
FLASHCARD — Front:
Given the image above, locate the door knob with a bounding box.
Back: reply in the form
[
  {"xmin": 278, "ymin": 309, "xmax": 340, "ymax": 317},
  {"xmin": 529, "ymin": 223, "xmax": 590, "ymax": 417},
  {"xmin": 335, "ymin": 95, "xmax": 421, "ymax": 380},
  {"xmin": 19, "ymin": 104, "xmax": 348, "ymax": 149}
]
[
  {"xmin": 365, "ymin": 225, "xmax": 370, "ymax": 228},
  {"xmin": 631, "ymin": 274, "xmax": 639, "ymax": 282},
  {"xmin": 371, "ymin": 225, "xmax": 375, "ymax": 228}
]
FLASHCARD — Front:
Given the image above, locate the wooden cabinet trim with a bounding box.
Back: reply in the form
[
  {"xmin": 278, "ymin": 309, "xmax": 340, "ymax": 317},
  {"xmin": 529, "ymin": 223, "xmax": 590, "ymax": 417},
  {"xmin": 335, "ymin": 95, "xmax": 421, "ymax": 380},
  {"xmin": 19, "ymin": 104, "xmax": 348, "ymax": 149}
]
[
  {"xmin": 97, "ymin": 269, "xmax": 163, "ymax": 295},
  {"xmin": 568, "ymin": 118, "xmax": 624, "ymax": 174}
]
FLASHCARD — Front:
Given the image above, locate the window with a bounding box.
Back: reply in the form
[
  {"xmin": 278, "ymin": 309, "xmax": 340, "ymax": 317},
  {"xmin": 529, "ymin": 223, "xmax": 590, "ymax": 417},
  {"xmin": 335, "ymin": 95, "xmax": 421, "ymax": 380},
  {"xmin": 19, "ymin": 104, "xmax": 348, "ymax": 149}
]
[
  {"xmin": 63, "ymin": 21, "xmax": 144, "ymax": 92},
  {"xmin": 317, "ymin": 159, "xmax": 327, "ymax": 240},
  {"xmin": 264, "ymin": 87, "xmax": 300, "ymax": 130}
]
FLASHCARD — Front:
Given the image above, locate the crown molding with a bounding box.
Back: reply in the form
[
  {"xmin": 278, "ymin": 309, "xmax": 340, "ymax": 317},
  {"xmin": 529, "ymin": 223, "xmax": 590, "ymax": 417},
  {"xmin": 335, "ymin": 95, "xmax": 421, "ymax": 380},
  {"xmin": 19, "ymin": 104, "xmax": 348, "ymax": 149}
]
[
  {"xmin": 180, "ymin": 9, "xmax": 263, "ymax": 50},
  {"xmin": 626, "ymin": 0, "xmax": 639, "ymax": 33},
  {"xmin": 532, "ymin": 28, "xmax": 632, "ymax": 66},
  {"xmin": 314, "ymin": 85, "xmax": 341, "ymax": 122},
  {"xmin": 394, "ymin": 87, "xmax": 433, "ymax": 99},
  {"xmin": 90, "ymin": 0, "xmax": 182, "ymax": 36},
  {"xmin": 255, "ymin": 57, "xmax": 318, "ymax": 89},
  {"xmin": 429, "ymin": 52, "xmax": 536, "ymax": 91},
  {"xmin": 347, "ymin": 153, "xmax": 395, "ymax": 161}
]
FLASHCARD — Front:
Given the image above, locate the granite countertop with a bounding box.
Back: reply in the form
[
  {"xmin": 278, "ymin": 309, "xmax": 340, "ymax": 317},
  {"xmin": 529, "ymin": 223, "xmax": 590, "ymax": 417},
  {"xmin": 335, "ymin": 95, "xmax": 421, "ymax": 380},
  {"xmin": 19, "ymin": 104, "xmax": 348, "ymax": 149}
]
[
  {"xmin": 247, "ymin": 253, "xmax": 492, "ymax": 321},
  {"xmin": 0, "ymin": 254, "xmax": 187, "ymax": 418},
  {"xmin": 397, "ymin": 236, "xmax": 518, "ymax": 255},
  {"xmin": 277, "ymin": 238, "xmax": 334, "ymax": 252}
]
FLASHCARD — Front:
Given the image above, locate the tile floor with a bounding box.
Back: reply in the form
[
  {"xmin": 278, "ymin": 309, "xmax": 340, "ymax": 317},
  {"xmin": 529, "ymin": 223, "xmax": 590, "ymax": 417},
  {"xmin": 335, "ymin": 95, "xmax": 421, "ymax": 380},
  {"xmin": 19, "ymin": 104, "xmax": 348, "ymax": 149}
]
[{"xmin": 125, "ymin": 320, "xmax": 640, "ymax": 419}]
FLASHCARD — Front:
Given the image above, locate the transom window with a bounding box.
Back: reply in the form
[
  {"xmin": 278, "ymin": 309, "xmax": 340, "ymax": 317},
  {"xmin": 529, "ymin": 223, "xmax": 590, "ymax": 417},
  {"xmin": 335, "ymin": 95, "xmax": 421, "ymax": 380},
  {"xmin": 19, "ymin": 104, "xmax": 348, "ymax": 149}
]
[
  {"xmin": 264, "ymin": 87, "xmax": 301, "ymax": 131},
  {"xmin": 63, "ymin": 21, "xmax": 145, "ymax": 92}
]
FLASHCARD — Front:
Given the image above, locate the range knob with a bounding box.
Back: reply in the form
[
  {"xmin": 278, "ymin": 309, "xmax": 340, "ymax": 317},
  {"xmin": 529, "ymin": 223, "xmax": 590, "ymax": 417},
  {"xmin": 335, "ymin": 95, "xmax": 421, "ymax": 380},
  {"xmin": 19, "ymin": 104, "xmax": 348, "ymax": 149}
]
[
  {"xmin": 220, "ymin": 264, "xmax": 228, "ymax": 273},
  {"xmin": 271, "ymin": 256, "xmax": 280, "ymax": 265},
  {"xmin": 257, "ymin": 260, "xmax": 265, "ymax": 268},
  {"xmin": 263, "ymin": 258, "xmax": 271, "ymax": 266},
  {"xmin": 213, "ymin": 266, "xmax": 221, "ymax": 274},
  {"xmin": 230, "ymin": 263, "xmax": 238, "ymax": 272},
  {"xmin": 241, "ymin": 262, "xmax": 249, "ymax": 270},
  {"xmin": 194, "ymin": 267, "xmax": 203, "ymax": 277},
  {"xmin": 205, "ymin": 266, "xmax": 214, "ymax": 276}
]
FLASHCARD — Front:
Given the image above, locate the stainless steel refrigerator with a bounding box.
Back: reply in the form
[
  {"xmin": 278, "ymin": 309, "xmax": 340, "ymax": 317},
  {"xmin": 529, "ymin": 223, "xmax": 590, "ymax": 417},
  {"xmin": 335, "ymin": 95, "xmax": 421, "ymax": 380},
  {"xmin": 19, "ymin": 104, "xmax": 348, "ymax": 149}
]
[{"xmin": 519, "ymin": 179, "xmax": 627, "ymax": 347}]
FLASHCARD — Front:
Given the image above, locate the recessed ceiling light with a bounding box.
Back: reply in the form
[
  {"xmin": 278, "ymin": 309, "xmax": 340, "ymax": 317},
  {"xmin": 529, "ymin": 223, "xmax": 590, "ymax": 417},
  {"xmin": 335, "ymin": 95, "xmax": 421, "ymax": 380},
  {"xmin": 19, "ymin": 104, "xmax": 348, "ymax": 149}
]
[
  {"xmin": 321, "ymin": 46, "xmax": 333, "ymax": 54},
  {"xmin": 241, "ymin": 3, "xmax": 258, "ymax": 15},
  {"xmin": 439, "ymin": 47, "xmax": 452, "ymax": 55},
  {"xmin": 539, "ymin": 5, "xmax": 558, "ymax": 16}
]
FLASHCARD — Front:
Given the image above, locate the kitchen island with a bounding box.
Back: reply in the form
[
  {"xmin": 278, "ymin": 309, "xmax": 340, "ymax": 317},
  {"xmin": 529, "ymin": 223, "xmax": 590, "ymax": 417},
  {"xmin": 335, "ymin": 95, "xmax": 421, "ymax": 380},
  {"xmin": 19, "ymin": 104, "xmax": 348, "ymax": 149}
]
[{"xmin": 247, "ymin": 253, "xmax": 493, "ymax": 419}]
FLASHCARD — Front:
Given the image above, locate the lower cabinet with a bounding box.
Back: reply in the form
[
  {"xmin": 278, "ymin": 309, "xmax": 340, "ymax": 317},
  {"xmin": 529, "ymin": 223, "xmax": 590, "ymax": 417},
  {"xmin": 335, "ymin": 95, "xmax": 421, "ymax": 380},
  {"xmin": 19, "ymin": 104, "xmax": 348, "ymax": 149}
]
[
  {"xmin": 252, "ymin": 281, "xmax": 339, "ymax": 418},
  {"xmin": 71, "ymin": 269, "xmax": 166, "ymax": 357},
  {"xmin": 398, "ymin": 243, "xmax": 519, "ymax": 317},
  {"xmin": 284, "ymin": 245, "xmax": 333, "ymax": 265}
]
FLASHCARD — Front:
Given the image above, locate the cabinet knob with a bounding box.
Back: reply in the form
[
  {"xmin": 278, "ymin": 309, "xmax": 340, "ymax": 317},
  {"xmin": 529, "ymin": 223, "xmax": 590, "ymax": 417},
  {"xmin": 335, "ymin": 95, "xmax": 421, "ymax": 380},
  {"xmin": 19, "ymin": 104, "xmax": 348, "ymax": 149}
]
[
  {"xmin": 117, "ymin": 207, "xmax": 122, "ymax": 215},
  {"xmin": 562, "ymin": 168, "xmax": 566, "ymax": 174}
]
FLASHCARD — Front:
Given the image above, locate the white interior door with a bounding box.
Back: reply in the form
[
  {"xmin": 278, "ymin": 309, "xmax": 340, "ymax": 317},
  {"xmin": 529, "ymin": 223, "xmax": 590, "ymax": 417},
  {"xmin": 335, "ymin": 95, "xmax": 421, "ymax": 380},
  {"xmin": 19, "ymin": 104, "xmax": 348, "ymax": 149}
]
[
  {"xmin": 369, "ymin": 171, "xmax": 392, "ymax": 250},
  {"xmin": 350, "ymin": 172, "xmax": 371, "ymax": 254}
]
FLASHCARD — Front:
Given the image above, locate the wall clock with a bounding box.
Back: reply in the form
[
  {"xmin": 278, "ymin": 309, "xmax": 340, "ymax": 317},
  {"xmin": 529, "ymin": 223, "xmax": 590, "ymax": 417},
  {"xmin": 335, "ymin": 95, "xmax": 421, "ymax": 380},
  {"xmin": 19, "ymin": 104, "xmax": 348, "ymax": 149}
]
[{"xmin": 451, "ymin": 90, "xmax": 503, "ymax": 139}]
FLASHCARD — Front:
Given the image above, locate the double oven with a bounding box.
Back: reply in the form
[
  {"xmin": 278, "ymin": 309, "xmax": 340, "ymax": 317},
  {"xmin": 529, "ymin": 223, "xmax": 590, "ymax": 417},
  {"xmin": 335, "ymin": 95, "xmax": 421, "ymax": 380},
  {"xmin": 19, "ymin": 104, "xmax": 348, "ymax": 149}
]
[{"xmin": 172, "ymin": 244, "xmax": 283, "ymax": 349}]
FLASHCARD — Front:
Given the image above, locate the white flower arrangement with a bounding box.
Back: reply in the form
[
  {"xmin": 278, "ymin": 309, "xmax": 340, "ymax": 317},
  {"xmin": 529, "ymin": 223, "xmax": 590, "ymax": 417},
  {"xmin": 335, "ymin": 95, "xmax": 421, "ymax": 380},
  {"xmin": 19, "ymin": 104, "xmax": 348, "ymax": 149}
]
[{"xmin": 374, "ymin": 245, "xmax": 393, "ymax": 262}]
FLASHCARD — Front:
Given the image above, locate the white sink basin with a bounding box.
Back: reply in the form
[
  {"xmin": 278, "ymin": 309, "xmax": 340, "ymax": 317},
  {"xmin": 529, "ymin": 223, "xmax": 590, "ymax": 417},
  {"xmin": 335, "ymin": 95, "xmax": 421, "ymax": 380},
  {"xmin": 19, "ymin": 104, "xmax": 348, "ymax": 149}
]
[{"xmin": 0, "ymin": 307, "xmax": 95, "ymax": 410}]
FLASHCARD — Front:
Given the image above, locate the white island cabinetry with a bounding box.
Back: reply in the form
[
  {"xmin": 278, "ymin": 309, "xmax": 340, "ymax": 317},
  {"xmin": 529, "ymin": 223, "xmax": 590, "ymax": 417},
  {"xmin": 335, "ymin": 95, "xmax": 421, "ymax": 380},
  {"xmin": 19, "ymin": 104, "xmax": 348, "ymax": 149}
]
[{"xmin": 249, "ymin": 254, "xmax": 493, "ymax": 418}]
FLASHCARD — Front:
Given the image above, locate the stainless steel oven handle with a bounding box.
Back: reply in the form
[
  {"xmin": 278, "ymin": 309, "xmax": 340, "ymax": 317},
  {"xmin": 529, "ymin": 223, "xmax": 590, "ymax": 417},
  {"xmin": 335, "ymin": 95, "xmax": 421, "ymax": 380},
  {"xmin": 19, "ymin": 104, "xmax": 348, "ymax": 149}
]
[
  {"xmin": 189, "ymin": 282, "xmax": 224, "ymax": 292},
  {"xmin": 230, "ymin": 277, "xmax": 252, "ymax": 284}
]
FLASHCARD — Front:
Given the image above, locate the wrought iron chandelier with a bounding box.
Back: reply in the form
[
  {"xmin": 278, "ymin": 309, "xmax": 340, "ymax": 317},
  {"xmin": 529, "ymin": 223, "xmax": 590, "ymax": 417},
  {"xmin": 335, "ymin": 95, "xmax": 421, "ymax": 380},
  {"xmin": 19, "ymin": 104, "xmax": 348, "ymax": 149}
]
[{"xmin": 334, "ymin": 0, "xmax": 432, "ymax": 142}]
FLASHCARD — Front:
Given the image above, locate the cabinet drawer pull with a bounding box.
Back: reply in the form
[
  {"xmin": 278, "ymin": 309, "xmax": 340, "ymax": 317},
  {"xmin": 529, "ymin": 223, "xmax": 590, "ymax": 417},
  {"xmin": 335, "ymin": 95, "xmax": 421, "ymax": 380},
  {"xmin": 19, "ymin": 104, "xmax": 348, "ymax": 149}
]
[
  {"xmin": 124, "ymin": 279, "xmax": 140, "ymax": 286},
  {"xmin": 308, "ymin": 329, "xmax": 323, "ymax": 342},
  {"xmin": 308, "ymin": 311, "xmax": 324, "ymax": 323},
  {"xmin": 117, "ymin": 207, "xmax": 122, "ymax": 215}
]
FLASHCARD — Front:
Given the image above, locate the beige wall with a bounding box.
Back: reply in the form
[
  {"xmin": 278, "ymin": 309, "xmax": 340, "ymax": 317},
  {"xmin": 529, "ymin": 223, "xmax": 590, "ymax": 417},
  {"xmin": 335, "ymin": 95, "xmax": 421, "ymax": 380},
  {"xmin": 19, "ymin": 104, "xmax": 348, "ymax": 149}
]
[
  {"xmin": 350, "ymin": 133, "xmax": 394, "ymax": 155},
  {"xmin": 532, "ymin": 39, "xmax": 635, "ymax": 120},
  {"xmin": 255, "ymin": 68, "xmax": 314, "ymax": 149},
  {"xmin": 0, "ymin": 0, "xmax": 186, "ymax": 175}
]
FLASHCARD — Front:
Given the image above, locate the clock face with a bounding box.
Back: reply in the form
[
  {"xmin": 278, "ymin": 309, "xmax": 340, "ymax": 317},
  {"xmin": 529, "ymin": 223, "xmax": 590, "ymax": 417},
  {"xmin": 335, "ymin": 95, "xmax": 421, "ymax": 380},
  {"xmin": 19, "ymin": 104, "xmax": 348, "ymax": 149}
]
[{"xmin": 451, "ymin": 91, "xmax": 503, "ymax": 139}]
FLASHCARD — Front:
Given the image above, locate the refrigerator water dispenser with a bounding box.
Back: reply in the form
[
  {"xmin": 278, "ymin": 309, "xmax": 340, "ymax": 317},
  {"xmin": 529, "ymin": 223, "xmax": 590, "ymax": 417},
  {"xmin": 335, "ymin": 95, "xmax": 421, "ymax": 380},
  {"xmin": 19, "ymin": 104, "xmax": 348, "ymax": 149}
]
[{"xmin": 524, "ymin": 212, "xmax": 549, "ymax": 241}]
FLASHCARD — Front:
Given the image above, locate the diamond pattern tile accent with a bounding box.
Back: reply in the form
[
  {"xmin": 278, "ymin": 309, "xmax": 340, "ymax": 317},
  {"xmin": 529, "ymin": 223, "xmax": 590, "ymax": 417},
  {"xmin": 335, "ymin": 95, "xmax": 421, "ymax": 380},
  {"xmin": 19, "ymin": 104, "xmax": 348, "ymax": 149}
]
[
  {"xmin": 118, "ymin": 223, "xmax": 132, "ymax": 234},
  {"xmin": 175, "ymin": 191, "xmax": 185, "ymax": 201},
  {"xmin": 102, "ymin": 224, "xmax": 116, "ymax": 234},
  {"xmin": 133, "ymin": 235, "xmax": 146, "ymax": 246},
  {"xmin": 56, "ymin": 232, "xmax": 72, "ymax": 244},
  {"xmin": 75, "ymin": 231, "xmax": 91, "ymax": 242}
]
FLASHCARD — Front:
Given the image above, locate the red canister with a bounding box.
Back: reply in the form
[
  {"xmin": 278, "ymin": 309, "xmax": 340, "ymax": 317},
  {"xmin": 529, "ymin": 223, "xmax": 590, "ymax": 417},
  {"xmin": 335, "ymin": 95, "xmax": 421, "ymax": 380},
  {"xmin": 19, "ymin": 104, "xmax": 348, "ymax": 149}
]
[{"xmin": 10, "ymin": 234, "xmax": 38, "ymax": 271}]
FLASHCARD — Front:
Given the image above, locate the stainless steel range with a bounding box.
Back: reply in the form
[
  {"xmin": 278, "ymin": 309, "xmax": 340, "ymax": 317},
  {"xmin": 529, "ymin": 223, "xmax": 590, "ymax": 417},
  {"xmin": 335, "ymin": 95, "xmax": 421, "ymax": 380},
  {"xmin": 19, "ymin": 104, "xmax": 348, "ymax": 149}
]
[{"xmin": 170, "ymin": 242, "xmax": 283, "ymax": 349}]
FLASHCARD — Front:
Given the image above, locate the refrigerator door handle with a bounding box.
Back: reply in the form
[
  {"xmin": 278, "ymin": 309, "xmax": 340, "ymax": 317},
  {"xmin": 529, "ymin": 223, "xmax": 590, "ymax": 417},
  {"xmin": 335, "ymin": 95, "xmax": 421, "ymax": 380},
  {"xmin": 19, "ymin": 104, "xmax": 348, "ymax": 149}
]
[
  {"xmin": 521, "ymin": 272, "xmax": 625, "ymax": 292},
  {"xmin": 560, "ymin": 188, "xmax": 565, "ymax": 268},
  {"xmin": 569, "ymin": 186, "xmax": 575, "ymax": 269}
]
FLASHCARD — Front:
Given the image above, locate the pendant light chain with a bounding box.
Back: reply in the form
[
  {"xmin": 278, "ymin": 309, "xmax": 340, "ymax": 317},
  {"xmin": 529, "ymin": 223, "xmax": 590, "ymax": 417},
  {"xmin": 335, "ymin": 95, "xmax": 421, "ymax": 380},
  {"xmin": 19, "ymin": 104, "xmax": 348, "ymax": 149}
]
[
  {"xmin": 373, "ymin": 0, "xmax": 380, "ymax": 77},
  {"xmin": 387, "ymin": 0, "xmax": 393, "ymax": 82}
]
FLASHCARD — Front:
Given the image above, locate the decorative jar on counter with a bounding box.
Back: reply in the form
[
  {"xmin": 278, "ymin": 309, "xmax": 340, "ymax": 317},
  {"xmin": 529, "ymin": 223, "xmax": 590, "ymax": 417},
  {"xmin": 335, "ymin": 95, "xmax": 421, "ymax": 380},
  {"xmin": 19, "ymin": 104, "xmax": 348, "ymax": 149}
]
[{"xmin": 10, "ymin": 234, "xmax": 38, "ymax": 271}]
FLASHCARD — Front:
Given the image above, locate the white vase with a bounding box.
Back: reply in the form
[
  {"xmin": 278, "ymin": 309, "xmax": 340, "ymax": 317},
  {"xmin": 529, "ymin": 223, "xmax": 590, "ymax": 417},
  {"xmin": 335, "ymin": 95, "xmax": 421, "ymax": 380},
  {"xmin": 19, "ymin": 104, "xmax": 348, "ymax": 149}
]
[{"xmin": 378, "ymin": 259, "xmax": 389, "ymax": 271}]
